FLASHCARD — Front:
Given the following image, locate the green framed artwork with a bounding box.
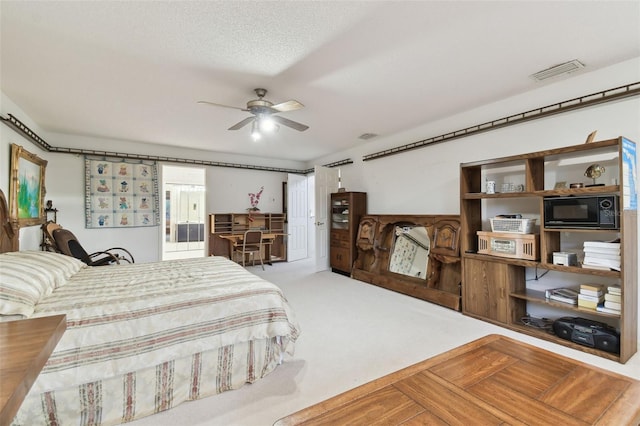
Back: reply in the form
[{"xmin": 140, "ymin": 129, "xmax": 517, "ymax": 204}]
[{"xmin": 9, "ymin": 144, "xmax": 48, "ymax": 227}]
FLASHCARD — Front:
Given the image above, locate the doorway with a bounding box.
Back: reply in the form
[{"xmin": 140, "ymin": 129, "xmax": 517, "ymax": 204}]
[
  {"xmin": 162, "ymin": 165, "xmax": 206, "ymax": 260},
  {"xmin": 313, "ymin": 166, "xmax": 339, "ymax": 271}
]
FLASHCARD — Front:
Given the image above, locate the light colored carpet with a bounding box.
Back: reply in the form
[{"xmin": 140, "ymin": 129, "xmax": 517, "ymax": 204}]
[{"xmin": 128, "ymin": 258, "xmax": 640, "ymax": 426}]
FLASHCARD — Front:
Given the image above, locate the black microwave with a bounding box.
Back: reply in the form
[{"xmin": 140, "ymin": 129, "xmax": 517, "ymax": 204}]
[{"xmin": 543, "ymin": 195, "xmax": 619, "ymax": 229}]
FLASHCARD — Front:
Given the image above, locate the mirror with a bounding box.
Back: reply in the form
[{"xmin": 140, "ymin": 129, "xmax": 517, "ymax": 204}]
[{"xmin": 388, "ymin": 225, "xmax": 430, "ymax": 279}]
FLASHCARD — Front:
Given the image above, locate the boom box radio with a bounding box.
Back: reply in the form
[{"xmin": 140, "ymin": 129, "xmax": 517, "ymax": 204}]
[{"xmin": 553, "ymin": 317, "xmax": 620, "ymax": 354}]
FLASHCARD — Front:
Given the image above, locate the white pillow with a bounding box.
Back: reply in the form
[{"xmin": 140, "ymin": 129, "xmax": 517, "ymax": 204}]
[{"xmin": 0, "ymin": 251, "xmax": 86, "ymax": 317}]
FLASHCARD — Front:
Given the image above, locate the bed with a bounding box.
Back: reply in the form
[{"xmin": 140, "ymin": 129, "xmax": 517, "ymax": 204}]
[{"xmin": 0, "ymin": 190, "xmax": 301, "ymax": 426}]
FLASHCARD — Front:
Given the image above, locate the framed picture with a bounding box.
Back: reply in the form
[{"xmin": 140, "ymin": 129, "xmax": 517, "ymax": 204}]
[
  {"xmin": 84, "ymin": 157, "xmax": 159, "ymax": 228},
  {"xmin": 9, "ymin": 144, "xmax": 48, "ymax": 227}
]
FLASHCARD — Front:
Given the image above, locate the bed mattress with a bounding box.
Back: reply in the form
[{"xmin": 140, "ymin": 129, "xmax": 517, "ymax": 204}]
[{"xmin": 11, "ymin": 256, "xmax": 300, "ymax": 425}]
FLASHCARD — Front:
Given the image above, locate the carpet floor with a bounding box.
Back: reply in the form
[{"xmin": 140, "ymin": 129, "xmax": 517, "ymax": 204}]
[{"xmin": 128, "ymin": 258, "xmax": 640, "ymax": 426}]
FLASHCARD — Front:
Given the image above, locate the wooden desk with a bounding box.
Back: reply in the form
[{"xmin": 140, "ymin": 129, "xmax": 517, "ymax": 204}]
[
  {"xmin": 0, "ymin": 315, "xmax": 66, "ymax": 426},
  {"xmin": 275, "ymin": 334, "xmax": 640, "ymax": 425},
  {"xmin": 219, "ymin": 233, "xmax": 287, "ymax": 264}
]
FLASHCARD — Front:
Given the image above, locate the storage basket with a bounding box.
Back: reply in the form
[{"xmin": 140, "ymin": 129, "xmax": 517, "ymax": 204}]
[
  {"xmin": 477, "ymin": 231, "xmax": 539, "ymax": 260},
  {"xmin": 490, "ymin": 217, "xmax": 536, "ymax": 234}
]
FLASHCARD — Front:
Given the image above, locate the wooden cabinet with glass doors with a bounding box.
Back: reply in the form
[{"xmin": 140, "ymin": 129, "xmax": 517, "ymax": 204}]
[{"xmin": 330, "ymin": 192, "xmax": 367, "ymax": 275}]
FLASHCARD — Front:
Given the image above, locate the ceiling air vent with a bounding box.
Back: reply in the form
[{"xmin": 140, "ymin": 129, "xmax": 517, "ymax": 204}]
[
  {"xmin": 531, "ymin": 60, "xmax": 585, "ymax": 81},
  {"xmin": 358, "ymin": 133, "xmax": 378, "ymax": 140}
]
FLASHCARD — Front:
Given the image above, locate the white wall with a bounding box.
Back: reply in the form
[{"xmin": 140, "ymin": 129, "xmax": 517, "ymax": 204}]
[
  {"xmin": 1, "ymin": 57, "xmax": 639, "ymax": 348},
  {"xmin": 0, "ymin": 93, "xmax": 300, "ymax": 262},
  {"xmin": 206, "ymin": 167, "xmax": 287, "ymax": 214},
  {"xmin": 305, "ymin": 57, "xmax": 640, "ymax": 347},
  {"xmin": 309, "ymin": 58, "xmax": 640, "ymax": 215},
  {"xmin": 2, "ymin": 58, "xmax": 639, "ymax": 263}
]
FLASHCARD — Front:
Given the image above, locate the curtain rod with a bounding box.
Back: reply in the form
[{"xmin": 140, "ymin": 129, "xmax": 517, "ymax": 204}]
[
  {"xmin": 363, "ymin": 81, "xmax": 640, "ymax": 161},
  {"xmin": 0, "ymin": 113, "xmax": 350, "ymax": 175}
]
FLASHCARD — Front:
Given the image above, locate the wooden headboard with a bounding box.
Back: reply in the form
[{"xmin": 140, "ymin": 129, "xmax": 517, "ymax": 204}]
[{"xmin": 0, "ymin": 189, "xmax": 19, "ymax": 253}]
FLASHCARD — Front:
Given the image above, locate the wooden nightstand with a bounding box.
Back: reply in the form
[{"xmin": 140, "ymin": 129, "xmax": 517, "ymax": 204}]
[{"xmin": 0, "ymin": 315, "xmax": 66, "ymax": 426}]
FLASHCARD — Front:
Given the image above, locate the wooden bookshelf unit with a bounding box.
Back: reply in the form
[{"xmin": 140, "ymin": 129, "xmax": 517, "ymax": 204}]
[{"xmin": 460, "ymin": 137, "xmax": 638, "ymax": 363}]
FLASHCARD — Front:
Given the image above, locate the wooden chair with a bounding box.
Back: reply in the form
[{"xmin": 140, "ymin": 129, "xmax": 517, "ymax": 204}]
[
  {"xmin": 51, "ymin": 228, "xmax": 135, "ymax": 266},
  {"xmin": 233, "ymin": 230, "xmax": 264, "ymax": 270}
]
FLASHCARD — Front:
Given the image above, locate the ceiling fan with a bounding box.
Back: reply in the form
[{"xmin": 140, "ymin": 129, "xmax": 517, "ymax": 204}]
[{"xmin": 198, "ymin": 88, "xmax": 309, "ymax": 133}]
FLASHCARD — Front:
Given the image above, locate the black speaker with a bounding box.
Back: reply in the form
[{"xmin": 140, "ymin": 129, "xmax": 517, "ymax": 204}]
[
  {"xmin": 593, "ymin": 333, "xmax": 620, "ymax": 354},
  {"xmin": 552, "ymin": 317, "xmax": 620, "ymax": 354},
  {"xmin": 553, "ymin": 320, "xmax": 574, "ymax": 340}
]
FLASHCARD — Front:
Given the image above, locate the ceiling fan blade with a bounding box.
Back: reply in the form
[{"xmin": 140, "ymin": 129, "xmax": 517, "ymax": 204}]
[
  {"xmin": 271, "ymin": 100, "xmax": 304, "ymax": 112},
  {"xmin": 228, "ymin": 116, "xmax": 255, "ymax": 130},
  {"xmin": 272, "ymin": 115, "xmax": 309, "ymax": 132},
  {"xmin": 197, "ymin": 100, "xmax": 248, "ymax": 111}
]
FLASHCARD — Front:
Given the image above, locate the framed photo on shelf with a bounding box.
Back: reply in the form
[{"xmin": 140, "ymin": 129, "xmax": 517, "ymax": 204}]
[{"xmin": 9, "ymin": 144, "xmax": 48, "ymax": 227}]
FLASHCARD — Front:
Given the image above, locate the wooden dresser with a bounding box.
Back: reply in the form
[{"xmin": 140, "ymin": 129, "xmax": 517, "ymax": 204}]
[
  {"xmin": 0, "ymin": 315, "xmax": 66, "ymax": 426},
  {"xmin": 352, "ymin": 214, "xmax": 462, "ymax": 310}
]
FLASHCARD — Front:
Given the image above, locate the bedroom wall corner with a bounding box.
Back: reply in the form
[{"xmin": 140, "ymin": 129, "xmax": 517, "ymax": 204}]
[{"xmin": 1, "ymin": 91, "xmax": 54, "ymax": 250}]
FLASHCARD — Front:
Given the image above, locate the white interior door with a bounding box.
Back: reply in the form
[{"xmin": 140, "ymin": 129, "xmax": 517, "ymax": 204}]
[
  {"xmin": 286, "ymin": 173, "xmax": 308, "ymax": 262},
  {"xmin": 314, "ymin": 166, "xmax": 339, "ymax": 272}
]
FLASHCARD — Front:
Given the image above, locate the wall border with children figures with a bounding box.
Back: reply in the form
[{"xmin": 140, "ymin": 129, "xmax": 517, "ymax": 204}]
[{"xmin": 84, "ymin": 156, "xmax": 159, "ymax": 228}]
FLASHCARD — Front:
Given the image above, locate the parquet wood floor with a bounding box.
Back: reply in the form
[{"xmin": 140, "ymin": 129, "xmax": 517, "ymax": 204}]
[{"xmin": 275, "ymin": 334, "xmax": 640, "ymax": 426}]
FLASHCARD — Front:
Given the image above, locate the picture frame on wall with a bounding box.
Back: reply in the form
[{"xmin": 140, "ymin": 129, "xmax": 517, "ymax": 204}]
[
  {"xmin": 9, "ymin": 143, "xmax": 48, "ymax": 227},
  {"xmin": 84, "ymin": 156, "xmax": 159, "ymax": 228}
]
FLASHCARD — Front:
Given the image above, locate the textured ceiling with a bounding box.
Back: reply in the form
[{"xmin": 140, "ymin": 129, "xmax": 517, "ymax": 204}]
[{"xmin": 1, "ymin": 1, "xmax": 639, "ymax": 163}]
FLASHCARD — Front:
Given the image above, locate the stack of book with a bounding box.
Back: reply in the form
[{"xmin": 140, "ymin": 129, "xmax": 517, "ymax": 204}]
[
  {"xmin": 597, "ymin": 285, "xmax": 622, "ymax": 314},
  {"xmin": 545, "ymin": 287, "xmax": 579, "ymax": 305},
  {"xmin": 582, "ymin": 240, "xmax": 621, "ymax": 271},
  {"xmin": 577, "ymin": 283, "xmax": 604, "ymax": 310}
]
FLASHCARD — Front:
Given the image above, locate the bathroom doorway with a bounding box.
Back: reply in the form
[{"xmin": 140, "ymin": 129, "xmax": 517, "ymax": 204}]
[{"xmin": 162, "ymin": 165, "xmax": 206, "ymax": 260}]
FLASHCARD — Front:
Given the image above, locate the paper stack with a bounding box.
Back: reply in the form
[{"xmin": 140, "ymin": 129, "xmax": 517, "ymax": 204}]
[
  {"xmin": 577, "ymin": 283, "xmax": 604, "ymax": 310},
  {"xmin": 582, "ymin": 240, "xmax": 621, "ymax": 271},
  {"xmin": 545, "ymin": 287, "xmax": 579, "ymax": 305},
  {"xmin": 597, "ymin": 285, "xmax": 622, "ymax": 315}
]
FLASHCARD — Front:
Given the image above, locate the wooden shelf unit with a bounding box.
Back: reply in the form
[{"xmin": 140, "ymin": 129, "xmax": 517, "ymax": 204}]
[
  {"xmin": 460, "ymin": 137, "xmax": 638, "ymax": 363},
  {"xmin": 330, "ymin": 192, "xmax": 367, "ymax": 275},
  {"xmin": 208, "ymin": 213, "xmax": 287, "ymax": 263}
]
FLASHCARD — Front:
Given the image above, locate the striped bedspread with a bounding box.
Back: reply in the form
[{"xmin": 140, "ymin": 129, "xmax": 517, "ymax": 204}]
[{"xmin": 13, "ymin": 256, "xmax": 300, "ymax": 425}]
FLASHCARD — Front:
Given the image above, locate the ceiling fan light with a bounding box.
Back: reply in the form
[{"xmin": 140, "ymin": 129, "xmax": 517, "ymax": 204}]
[
  {"xmin": 260, "ymin": 116, "xmax": 276, "ymax": 132},
  {"xmin": 250, "ymin": 120, "xmax": 261, "ymax": 141}
]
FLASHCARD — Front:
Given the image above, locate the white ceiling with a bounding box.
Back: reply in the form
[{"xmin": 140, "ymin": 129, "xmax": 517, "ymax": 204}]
[{"xmin": 1, "ymin": 1, "xmax": 639, "ymax": 163}]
